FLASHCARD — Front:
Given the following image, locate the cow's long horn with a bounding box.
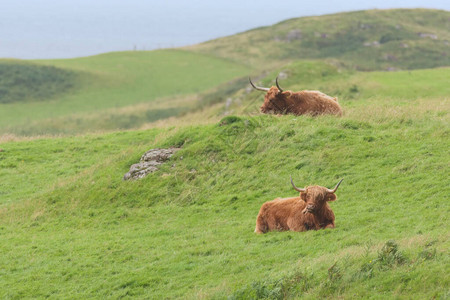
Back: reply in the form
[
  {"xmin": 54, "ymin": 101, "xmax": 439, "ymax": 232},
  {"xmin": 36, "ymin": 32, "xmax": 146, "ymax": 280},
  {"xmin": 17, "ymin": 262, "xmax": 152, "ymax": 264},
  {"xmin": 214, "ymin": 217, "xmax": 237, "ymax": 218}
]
[
  {"xmin": 326, "ymin": 179, "xmax": 344, "ymax": 193},
  {"xmin": 249, "ymin": 77, "xmax": 269, "ymax": 92},
  {"xmin": 276, "ymin": 76, "xmax": 283, "ymax": 92},
  {"xmin": 290, "ymin": 176, "xmax": 306, "ymax": 192}
]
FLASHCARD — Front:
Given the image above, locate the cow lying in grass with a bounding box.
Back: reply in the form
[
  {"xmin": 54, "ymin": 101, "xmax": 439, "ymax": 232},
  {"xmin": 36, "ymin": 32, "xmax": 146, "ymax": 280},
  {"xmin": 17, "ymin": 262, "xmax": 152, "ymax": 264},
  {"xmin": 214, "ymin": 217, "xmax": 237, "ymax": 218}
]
[
  {"xmin": 255, "ymin": 177, "xmax": 343, "ymax": 233},
  {"xmin": 249, "ymin": 77, "xmax": 342, "ymax": 116}
]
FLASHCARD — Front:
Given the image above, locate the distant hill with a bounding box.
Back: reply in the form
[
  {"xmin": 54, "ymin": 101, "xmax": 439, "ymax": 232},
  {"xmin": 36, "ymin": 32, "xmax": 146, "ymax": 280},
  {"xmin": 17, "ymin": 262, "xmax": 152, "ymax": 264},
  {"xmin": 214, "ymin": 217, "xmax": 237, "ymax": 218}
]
[
  {"xmin": 0, "ymin": 50, "xmax": 249, "ymax": 135},
  {"xmin": 187, "ymin": 9, "xmax": 450, "ymax": 71},
  {"xmin": 1, "ymin": 9, "xmax": 449, "ymax": 136}
]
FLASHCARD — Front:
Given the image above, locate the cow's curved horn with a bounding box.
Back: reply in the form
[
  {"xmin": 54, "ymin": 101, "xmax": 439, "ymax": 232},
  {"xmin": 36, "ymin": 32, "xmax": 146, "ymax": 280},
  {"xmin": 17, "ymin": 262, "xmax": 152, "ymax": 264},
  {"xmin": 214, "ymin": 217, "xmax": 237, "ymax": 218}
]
[
  {"xmin": 249, "ymin": 77, "xmax": 269, "ymax": 92},
  {"xmin": 326, "ymin": 179, "xmax": 344, "ymax": 193},
  {"xmin": 290, "ymin": 176, "xmax": 306, "ymax": 192},
  {"xmin": 276, "ymin": 76, "xmax": 283, "ymax": 93}
]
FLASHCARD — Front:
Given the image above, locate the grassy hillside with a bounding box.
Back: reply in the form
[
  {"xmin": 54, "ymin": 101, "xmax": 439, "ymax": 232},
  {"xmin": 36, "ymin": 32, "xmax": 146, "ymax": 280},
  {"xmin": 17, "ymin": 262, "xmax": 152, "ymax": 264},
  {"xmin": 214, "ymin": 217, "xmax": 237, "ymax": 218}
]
[
  {"xmin": 1, "ymin": 9, "xmax": 449, "ymax": 137},
  {"xmin": 0, "ymin": 62, "xmax": 81, "ymax": 104},
  {"xmin": 0, "ymin": 8, "xmax": 449, "ymax": 298},
  {"xmin": 0, "ymin": 50, "xmax": 249, "ymax": 136},
  {"xmin": 0, "ymin": 66, "xmax": 448, "ymax": 298},
  {"xmin": 171, "ymin": 60, "xmax": 450, "ymax": 129},
  {"xmin": 187, "ymin": 9, "xmax": 450, "ymax": 70}
]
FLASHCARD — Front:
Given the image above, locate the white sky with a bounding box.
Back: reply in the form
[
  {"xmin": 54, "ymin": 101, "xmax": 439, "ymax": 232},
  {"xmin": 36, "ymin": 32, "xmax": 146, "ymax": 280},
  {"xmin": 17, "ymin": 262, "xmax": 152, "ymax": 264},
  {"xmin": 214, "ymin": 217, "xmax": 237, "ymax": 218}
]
[{"xmin": 1, "ymin": 0, "xmax": 449, "ymax": 59}]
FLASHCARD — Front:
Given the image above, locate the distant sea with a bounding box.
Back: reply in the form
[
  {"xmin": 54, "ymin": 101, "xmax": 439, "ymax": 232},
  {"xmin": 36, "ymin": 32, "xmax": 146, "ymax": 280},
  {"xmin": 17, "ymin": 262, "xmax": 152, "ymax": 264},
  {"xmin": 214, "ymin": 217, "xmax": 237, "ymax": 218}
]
[{"xmin": 1, "ymin": 0, "xmax": 449, "ymax": 59}]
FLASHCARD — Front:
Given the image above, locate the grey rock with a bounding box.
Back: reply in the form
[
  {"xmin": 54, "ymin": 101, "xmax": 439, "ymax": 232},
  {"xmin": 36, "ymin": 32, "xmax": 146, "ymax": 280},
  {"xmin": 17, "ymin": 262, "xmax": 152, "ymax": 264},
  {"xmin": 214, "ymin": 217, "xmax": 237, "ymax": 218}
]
[
  {"xmin": 123, "ymin": 147, "xmax": 180, "ymax": 180},
  {"xmin": 277, "ymin": 71, "xmax": 288, "ymax": 80},
  {"xmin": 286, "ymin": 29, "xmax": 302, "ymax": 41},
  {"xmin": 418, "ymin": 33, "xmax": 437, "ymax": 39}
]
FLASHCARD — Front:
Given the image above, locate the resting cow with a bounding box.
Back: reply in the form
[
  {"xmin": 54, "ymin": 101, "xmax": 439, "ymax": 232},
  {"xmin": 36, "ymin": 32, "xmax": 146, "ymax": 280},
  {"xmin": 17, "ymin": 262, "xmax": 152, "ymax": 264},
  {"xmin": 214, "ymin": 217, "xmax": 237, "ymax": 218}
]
[
  {"xmin": 255, "ymin": 177, "xmax": 343, "ymax": 234},
  {"xmin": 249, "ymin": 77, "xmax": 342, "ymax": 116}
]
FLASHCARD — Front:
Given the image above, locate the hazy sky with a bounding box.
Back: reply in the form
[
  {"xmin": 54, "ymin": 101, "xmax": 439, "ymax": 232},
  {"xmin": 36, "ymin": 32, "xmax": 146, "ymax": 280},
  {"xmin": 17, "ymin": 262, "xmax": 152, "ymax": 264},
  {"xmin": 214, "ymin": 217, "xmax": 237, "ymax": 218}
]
[{"xmin": 1, "ymin": 0, "xmax": 449, "ymax": 59}]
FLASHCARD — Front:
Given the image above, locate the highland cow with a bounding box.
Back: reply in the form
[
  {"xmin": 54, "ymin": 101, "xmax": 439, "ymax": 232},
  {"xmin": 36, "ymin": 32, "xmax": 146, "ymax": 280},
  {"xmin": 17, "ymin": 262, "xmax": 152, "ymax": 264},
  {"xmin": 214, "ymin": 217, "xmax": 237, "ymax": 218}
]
[
  {"xmin": 249, "ymin": 77, "xmax": 342, "ymax": 116},
  {"xmin": 255, "ymin": 177, "xmax": 343, "ymax": 234}
]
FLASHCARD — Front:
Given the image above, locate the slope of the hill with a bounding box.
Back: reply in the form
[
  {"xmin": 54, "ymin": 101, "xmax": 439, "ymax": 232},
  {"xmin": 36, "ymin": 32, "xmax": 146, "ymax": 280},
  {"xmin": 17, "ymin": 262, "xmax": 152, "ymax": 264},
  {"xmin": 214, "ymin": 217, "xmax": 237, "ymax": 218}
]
[
  {"xmin": 2, "ymin": 9, "xmax": 449, "ymax": 137},
  {"xmin": 0, "ymin": 50, "xmax": 250, "ymax": 136},
  {"xmin": 0, "ymin": 65, "xmax": 448, "ymax": 297},
  {"xmin": 168, "ymin": 60, "xmax": 450, "ymax": 126},
  {"xmin": 0, "ymin": 62, "xmax": 82, "ymax": 104},
  {"xmin": 187, "ymin": 9, "xmax": 450, "ymax": 71}
]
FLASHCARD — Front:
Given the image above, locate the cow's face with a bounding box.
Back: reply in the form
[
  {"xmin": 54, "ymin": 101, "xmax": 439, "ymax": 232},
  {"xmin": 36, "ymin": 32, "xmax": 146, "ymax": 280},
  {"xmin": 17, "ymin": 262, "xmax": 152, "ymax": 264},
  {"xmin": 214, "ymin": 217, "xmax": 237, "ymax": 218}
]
[
  {"xmin": 290, "ymin": 177, "xmax": 343, "ymax": 214},
  {"xmin": 249, "ymin": 77, "xmax": 291, "ymax": 114},
  {"xmin": 260, "ymin": 87, "xmax": 289, "ymax": 114},
  {"xmin": 300, "ymin": 186, "xmax": 336, "ymax": 214}
]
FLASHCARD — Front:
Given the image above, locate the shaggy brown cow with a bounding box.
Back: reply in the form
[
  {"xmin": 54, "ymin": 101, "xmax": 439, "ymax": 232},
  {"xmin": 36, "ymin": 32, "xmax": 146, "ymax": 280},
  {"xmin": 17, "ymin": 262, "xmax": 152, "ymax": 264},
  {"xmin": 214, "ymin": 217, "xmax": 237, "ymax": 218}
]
[
  {"xmin": 255, "ymin": 177, "xmax": 343, "ymax": 234},
  {"xmin": 249, "ymin": 77, "xmax": 342, "ymax": 116}
]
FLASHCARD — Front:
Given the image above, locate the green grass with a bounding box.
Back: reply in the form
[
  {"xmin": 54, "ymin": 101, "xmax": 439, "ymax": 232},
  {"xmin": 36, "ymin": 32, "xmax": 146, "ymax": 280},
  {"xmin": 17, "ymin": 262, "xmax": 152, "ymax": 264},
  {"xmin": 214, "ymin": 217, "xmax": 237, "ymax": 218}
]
[
  {"xmin": 0, "ymin": 70, "xmax": 448, "ymax": 297},
  {"xmin": 0, "ymin": 50, "xmax": 250, "ymax": 135},
  {"xmin": 207, "ymin": 60, "xmax": 450, "ymax": 121},
  {"xmin": 293, "ymin": 63, "xmax": 450, "ymax": 102},
  {"xmin": 187, "ymin": 9, "xmax": 450, "ymax": 71},
  {"xmin": 0, "ymin": 130, "xmax": 160, "ymax": 205},
  {"xmin": 0, "ymin": 9, "xmax": 449, "ymax": 298}
]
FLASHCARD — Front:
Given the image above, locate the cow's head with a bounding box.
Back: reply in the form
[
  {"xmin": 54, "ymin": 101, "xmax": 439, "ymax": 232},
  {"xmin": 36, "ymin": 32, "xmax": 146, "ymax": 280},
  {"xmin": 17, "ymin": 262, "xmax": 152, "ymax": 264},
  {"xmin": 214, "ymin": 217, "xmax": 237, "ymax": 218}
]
[
  {"xmin": 249, "ymin": 77, "xmax": 292, "ymax": 114},
  {"xmin": 290, "ymin": 176, "xmax": 343, "ymax": 214}
]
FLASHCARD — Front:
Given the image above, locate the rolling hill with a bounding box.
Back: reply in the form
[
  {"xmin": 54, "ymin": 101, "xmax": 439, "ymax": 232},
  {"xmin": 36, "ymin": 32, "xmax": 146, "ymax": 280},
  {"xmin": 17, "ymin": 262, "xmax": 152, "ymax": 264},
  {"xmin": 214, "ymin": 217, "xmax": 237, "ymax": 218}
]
[
  {"xmin": 1, "ymin": 60, "xmax": 449, "ymax": 298},
  {"xmin": 0, "ymin": 8, "xmax": 449, "ymax": 298},
  {"xmin": 0, "ymin": 50, "xmax": 250, "ymax": 136},
  {"xmin": 1, "ymin": 100, "xmax": 448, "ymax": 298},
  {"xmin": 1, "ymin": 9, "xmax": 449, "ymax": 136},
  {"xmin": 187, "ymin": 8, "xmax": 450, "ymax": 71}
]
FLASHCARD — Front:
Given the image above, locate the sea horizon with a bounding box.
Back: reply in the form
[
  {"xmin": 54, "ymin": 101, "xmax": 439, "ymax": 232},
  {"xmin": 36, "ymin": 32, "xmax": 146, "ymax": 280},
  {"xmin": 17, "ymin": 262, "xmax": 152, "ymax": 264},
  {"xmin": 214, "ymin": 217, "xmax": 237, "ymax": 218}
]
[{"xmin": 2, "ymin": 0, "xmax": 449, "ymax": 60}]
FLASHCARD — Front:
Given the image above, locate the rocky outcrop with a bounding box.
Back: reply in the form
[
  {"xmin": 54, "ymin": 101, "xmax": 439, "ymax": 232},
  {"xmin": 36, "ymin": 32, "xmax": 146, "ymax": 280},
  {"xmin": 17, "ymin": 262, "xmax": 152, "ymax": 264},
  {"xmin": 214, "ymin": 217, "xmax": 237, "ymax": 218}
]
[{"xmin": 123, "ymin": 147, "xmax": 180, "ymax": 180}]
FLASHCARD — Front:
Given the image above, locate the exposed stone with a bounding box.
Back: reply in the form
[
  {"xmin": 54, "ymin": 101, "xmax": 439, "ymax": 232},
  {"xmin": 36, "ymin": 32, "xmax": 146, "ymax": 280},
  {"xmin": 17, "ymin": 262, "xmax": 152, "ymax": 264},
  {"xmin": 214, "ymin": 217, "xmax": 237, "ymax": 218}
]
[
  {"xmin": 273, "ymin": 36, "xmax": 283, "ymax": 42},
  {"xmin": 313, "ymin": 32, "xmax": 328, "ymax": 38},
  {"xmin": 383, "ymin": 54, "xmax": 398, "ymax": 61},
  {"xmin": 123, "ymin": 147, "xmax": 180, "ymax": 180},
  {"xmin": 286, "ymin": 29, "xmax": 302, "ymax": 41},
  {"xmin": 359, "ymin": 23, "xmax": 373, "ymax": 29},
  {"xmin": 363, "ymin": 41, "xmax": 380, "ymax": 47},
  {"xmin": 418, "ymin": 33, "xmax": 438, "ymax": 39},
  {"xmin": 277, "ymin": 71, "xmax": 288, "ymax": 80}
]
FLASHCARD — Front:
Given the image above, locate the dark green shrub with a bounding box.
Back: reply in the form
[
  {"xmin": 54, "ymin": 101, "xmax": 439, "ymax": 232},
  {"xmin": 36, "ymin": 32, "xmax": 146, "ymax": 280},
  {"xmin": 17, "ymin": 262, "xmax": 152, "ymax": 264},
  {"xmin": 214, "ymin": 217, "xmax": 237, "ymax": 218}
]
[{"xmin": 0, "ymin": 63, "xmax": 80, "ymax": 103}]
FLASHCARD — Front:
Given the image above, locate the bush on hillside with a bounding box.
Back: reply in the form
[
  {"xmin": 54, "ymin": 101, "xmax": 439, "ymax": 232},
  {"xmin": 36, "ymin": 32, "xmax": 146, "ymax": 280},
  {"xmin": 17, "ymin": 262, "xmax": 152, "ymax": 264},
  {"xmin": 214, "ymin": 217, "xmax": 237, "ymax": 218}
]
[{"xmin": 0, "ymin": 63, "xmax": 80, "ymax": 103}]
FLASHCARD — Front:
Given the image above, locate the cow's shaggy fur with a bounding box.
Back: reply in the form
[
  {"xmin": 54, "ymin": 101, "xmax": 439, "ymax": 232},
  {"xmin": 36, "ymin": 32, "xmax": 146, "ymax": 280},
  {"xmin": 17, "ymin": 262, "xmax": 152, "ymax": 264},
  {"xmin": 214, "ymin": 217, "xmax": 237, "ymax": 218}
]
[
  {"xmin": 260, "ymin": 87, "xmax": 342, "ymax": 116},
  {"xmin": 255, "ymin": 185, "xmax": 338, "ymax": 234}
]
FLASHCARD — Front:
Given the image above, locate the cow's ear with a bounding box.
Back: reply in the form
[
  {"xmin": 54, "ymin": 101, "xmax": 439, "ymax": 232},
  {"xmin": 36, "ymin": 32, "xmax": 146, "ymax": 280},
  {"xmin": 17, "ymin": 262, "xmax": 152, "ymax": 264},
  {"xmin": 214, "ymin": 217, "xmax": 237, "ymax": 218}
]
[
  {"xmin": 300, "ymin": 192, "xmax": 306, "ymax": 200},
  {"xmin": 327, "ymin": 193, "xmax": 337, "ymax": 201}
]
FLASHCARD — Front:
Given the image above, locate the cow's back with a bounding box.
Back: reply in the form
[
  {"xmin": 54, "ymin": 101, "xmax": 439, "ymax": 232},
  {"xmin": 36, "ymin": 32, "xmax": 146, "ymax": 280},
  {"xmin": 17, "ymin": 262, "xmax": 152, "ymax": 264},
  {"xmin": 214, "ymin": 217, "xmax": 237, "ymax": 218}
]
[
  {"xmin": 291, "ymin": 91, "xmax": 342, "ymax": 116},
  {"xmin": 255, "ymin": 197, "xmax": 305, "ymax": 233}
]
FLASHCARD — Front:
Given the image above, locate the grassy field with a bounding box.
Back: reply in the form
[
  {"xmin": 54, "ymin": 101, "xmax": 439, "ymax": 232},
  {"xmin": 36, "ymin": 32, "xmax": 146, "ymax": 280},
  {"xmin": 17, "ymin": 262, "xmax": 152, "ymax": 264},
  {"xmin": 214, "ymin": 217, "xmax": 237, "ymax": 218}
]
[
  {"xmin": 0, "ymin": 8, "xmax": 449, "ymax": 299},
  {"xmin": 0, "ymin": 64, "xmax": 448, "ymax": 298},
  {"xmin": 0, "ymin": 50, "xmax": 249, "ymax": 135}
]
